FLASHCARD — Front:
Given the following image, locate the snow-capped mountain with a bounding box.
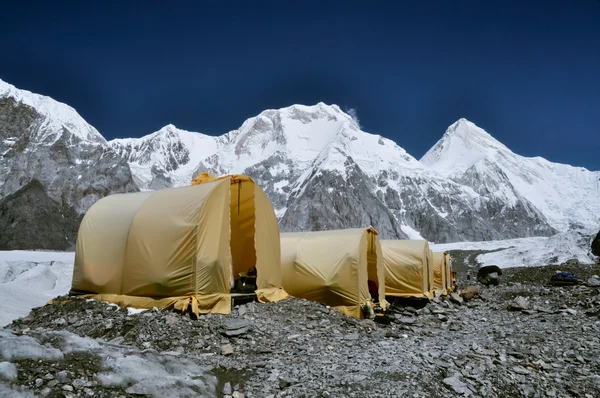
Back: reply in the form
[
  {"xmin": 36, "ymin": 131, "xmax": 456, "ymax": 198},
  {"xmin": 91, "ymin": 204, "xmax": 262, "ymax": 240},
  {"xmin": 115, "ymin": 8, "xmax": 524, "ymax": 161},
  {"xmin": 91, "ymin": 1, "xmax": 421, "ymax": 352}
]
[
  {"xmin": 421, "ymin": 119, "xmax": 600, "ymax": 231},
  {"xmin": 1, "ymin": 78, "xmax": 597, "ymax": 250},
  {"xmin": 0, "ymin": 79, "xmax": 138, "ymax": 250},
  {"xmin": 109, "ymin": 124, "xmax": 219, "ymax": 190},
  {"xmin": 109, "ymin": 104, "xmax": 559, "ymax": 243}
]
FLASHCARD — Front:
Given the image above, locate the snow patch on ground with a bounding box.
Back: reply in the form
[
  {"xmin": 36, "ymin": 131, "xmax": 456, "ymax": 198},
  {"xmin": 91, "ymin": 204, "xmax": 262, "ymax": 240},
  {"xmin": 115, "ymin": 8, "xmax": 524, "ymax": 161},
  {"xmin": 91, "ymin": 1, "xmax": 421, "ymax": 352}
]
[
  {"xmin": 0, "ymin": 251, "xmax": 74, "ymax": 326},
  {"xmin": 0, "ymin": 328, "xmax": 217, "ymax": 397}
]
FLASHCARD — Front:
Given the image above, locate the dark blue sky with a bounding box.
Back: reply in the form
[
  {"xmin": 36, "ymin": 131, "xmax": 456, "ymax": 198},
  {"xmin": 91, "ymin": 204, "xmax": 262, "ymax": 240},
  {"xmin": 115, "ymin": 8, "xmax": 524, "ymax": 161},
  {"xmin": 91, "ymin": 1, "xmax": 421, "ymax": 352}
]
[{"xmin": 1, "ymin": 1, "xmax": 599, "ymax": 170}]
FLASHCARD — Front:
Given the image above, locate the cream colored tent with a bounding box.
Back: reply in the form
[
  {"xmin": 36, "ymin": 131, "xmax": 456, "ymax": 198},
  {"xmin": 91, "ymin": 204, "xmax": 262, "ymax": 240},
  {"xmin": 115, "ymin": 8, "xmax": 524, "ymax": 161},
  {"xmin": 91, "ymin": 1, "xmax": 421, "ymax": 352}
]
[
  {"xmin": 280, "ymin": 228, "xmax": 385, "ymax": 318},
  {"xmin": 431, "ymin": 252, "xmax": 448, "ymax": 295},
  {"xmin": 71, "ymin": 173, "xmax": 288, "ymax": 316},
  {"xmin": 381, "ymin": 240, "xmax": 434, "ymax": 299}
]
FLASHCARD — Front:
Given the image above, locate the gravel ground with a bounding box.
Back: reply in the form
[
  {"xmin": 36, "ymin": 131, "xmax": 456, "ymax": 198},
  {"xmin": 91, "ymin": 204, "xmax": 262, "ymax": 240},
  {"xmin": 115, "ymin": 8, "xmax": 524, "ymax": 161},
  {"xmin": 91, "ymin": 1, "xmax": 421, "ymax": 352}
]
[{"xmin": 2, "ymin": 263, "xmax": 600, "ymax": 398}]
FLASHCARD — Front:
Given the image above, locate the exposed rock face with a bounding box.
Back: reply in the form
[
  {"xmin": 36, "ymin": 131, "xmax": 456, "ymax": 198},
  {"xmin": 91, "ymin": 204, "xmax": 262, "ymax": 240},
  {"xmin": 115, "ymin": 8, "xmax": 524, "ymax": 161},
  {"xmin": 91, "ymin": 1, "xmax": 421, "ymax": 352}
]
[
  {"xmin": 279, "ymin": 160, "xmax": 408, "ymax": 239},
  {"xmin": 0, "ymin": 84, "xmax": 139, "ymax": 250},
  {"xmin": 0, "ymin": 180, "xmax": 80, "ymax": 250}
]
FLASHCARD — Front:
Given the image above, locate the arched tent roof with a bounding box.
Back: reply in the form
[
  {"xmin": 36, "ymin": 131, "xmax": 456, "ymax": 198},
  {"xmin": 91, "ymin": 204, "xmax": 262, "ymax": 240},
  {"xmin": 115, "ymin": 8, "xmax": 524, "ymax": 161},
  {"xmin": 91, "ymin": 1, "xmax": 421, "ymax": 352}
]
[
  {"xmin": 280, "ymin": 228, "xmax": 386, "ymax": 318},
  {"xmin": 431, "ymin": 252, "xmax": 448, "ymax": 295},
  {"xmin": 72, "ymin": 173, "xmax": 287, "ymax": 316},
  {"xmin": 381, "ymin": 240, "xmax": 434, "ymax": 299}
]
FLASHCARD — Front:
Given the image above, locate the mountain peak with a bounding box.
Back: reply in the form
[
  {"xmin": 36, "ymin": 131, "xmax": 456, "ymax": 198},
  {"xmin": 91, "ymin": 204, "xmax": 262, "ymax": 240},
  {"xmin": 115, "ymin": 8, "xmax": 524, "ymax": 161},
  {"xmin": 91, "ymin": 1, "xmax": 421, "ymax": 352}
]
[
  {"xmin": 420, "ymin": 119, "xmax": 509, "ymax": 176},
  {"xmin": 445, "ymin": 118, "xmax": 495, "ymax": 141},
  {"xmin": 0, "ymin": 78, "xmax": 105, "ymax": 144}
]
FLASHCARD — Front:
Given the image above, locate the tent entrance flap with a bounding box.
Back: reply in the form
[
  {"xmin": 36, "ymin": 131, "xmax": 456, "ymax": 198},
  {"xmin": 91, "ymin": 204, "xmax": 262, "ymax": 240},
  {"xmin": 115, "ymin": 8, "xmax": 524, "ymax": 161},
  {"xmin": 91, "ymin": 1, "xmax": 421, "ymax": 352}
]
[{"xmin": 229, "ymin": 179, "xmax": 257, "ymax": 280}]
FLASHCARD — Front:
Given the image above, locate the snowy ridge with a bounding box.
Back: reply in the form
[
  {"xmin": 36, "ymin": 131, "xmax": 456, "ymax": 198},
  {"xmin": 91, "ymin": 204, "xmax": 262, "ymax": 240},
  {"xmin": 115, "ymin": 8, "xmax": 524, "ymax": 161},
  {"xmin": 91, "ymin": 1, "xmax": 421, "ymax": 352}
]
[
  {"xmin": 0, "ymin": 78, "xmax": 105, "ymax": 144},
  {"xmin": 421, "ymin": 119, "xmax": 600, "ymax": 231},
  {"xmin": 109, "ymin": 124, "xmax": 218, "ymax": 188}
]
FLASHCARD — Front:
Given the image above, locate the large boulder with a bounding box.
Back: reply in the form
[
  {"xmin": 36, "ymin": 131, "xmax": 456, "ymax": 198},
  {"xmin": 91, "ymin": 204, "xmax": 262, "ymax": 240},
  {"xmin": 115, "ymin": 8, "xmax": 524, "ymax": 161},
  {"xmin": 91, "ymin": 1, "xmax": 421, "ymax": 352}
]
[
  {"xmin": 477, "ymin": 265, "xmax": 502, "ymax": 286},
  {"xmin": 592, "ymin": 230, "xmax": 600, "ymax": 257},
  {"xmin": 460, "ymin": 285, "xmax": 481, "ymax": 301}
]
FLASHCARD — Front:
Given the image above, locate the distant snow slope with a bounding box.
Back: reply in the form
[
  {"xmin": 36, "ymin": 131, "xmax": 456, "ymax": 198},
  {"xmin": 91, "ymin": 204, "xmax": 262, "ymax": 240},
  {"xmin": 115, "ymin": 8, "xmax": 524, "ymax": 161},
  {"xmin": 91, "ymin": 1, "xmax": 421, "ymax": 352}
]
[
  {"xmin": 0, "ymin": 251, "xmax": 74, "ymax": 326},
  {"xmin": 431, "ymin": 230, "xmax": 598, "ymax": 268}
]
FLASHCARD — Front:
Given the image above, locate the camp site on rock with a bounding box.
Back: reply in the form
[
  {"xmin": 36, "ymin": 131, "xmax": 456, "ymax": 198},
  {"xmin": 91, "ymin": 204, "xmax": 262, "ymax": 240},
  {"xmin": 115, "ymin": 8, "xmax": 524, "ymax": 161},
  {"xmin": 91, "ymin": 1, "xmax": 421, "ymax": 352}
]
[{"xmin": 2, "ymin": 172, "xmax": 599, "ymax": 398}]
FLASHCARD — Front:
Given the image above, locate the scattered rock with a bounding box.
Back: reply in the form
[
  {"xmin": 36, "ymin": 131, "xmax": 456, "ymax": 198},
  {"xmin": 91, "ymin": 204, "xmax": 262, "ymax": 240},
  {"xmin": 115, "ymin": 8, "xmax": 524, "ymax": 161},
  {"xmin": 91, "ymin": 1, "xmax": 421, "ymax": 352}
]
[
  {"xmin": 360, "ymin": 319, "xmax": 377, "ymax": 329},
  {"xmin": 513, "ymin": 366, "xmax": 531, "ymax": 375},
  {"xmin": 4, "ymin": 262, "xmax": 600, "ymax": 398},
  {"xmin": 222, "ymin": 319, "xmax": 251, "ymax": 337},
  {"xmin": 278, "ymin": 375, "xmax": 295, "ymax": 389},
  {"xmin": 443, "ymin": 376, "xmax": 471, "ymax": 395},
  {"xmin": 394, "ymin": 315, "xmax": 416, "ymax": 324},
  {"xmin": 450, "ymin": 292, "xmax": 464, "ymax": 305},
  {"xmin": 221, "ymin": 344, "xmax": 234, "ymax": 356},
  {"xmin": 586, "ymin": 276, "xmax": 600, "ymax": 287},
  {"xmin": 460, "ymin": 285, "xmax": 481, "ymax": 301},
  {"xmin": 507, "ymin": 296, "xmax": 529, "ymax": 311}
]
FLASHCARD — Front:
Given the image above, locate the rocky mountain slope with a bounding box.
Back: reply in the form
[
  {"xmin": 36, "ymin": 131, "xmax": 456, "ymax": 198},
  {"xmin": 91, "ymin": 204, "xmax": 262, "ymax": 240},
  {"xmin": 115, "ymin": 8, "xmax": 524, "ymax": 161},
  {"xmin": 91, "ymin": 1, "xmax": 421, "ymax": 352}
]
[
  {"xmin": 110, "ymin": 104, "xmax": 569, "ymax": 242},
  {"xmin": 1, "ymin": 78, "xmax": 598, "ymax": 249},
  {"xmin": 0, "ymin": 80, "xmax": 138, "ymax": 250}
]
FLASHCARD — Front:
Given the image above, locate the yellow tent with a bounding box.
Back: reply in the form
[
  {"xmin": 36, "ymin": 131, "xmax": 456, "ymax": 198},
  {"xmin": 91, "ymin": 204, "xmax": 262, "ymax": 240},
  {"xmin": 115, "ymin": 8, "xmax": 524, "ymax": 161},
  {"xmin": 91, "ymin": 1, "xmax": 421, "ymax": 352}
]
[
  {"xmin": 380, "ymin": 240, "xmax": 434, "ymax": 299},
  {"xmin": 71, "ymin": 173, "xmax": 288, "ymax": 316},
  {"xmin": 280, "ymin": 228, "xmax": 386, "ymax": 318},
  {"xmin": 431, "ymin": 252, "xmax": 448, "ymax": 295}
]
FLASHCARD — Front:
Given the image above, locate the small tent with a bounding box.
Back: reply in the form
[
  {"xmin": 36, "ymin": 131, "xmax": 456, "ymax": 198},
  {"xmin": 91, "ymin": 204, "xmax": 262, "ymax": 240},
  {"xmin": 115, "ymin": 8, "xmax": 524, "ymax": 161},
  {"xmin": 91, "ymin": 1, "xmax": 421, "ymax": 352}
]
[
  {"xmin": 71, "ymin": 173, "xmax": 288, "ymax": 315},
  {"xmin": 381, "ymin": 240, "xmax": 434, "ymax": 299},
  {"xmin": 280, "ymin": 228, "xmax": 386, "ymax": 318},
  {"xmin": 431, "ymin": 252, "xmax": 448, "ymax": 295}
]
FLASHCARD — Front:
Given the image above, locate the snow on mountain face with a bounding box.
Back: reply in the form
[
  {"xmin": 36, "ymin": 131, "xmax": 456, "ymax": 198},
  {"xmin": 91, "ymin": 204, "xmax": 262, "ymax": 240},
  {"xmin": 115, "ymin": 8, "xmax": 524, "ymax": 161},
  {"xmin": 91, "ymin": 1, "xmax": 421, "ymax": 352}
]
[
  {"xmin": 0, "ymin": 79, "xmax": 105, "ymax": 144},
  {"xmin": 0, "ymin": 80, "xmax": 138, "ymax": 250},
  {"xmin": 109, "ymin": 124, "xmax": 218, "ymax": 189},
  {"xmin": 1, "ymin": 77, "xmax": 595, "ymax": 249},
  {"xmin": 421, "ymin": 118, "xmax": 600, "ymax": 231},
  {"xmin": 111, "ymin": 104, "xmax": 559, "ymax": 242}
]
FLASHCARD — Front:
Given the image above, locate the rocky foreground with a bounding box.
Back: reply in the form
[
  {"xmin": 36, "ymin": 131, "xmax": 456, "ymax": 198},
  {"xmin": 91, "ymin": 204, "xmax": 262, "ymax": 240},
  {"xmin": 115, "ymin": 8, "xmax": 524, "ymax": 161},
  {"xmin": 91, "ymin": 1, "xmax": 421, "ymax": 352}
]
[{"xmin": 2, "ymin": 264, "xmax": 600, "ymax": 398}]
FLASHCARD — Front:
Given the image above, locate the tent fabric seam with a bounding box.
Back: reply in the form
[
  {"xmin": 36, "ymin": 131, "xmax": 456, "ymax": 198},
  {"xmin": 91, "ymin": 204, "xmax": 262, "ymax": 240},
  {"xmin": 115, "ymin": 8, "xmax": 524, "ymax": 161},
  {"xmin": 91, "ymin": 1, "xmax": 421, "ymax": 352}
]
[{"xmin": 117, "ymin": 191, "xmax": 156, "ymax": 296}]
